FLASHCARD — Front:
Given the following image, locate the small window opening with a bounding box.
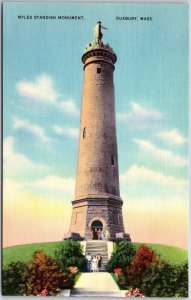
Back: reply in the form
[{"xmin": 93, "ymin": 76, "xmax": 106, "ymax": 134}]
[
  {"xmin": 83, "ymin": 127, "xmax": 86, "ymax": 139},
  {"xmin": 111, "ymin": 154, "xmax": 115, "ymax": 166},
  {"xmin": 97, "ymin": 68, "xmax": 101, "ymax": 74}
]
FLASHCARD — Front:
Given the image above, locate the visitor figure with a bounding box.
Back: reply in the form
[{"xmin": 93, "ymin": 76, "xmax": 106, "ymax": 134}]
[
  {"xmin": 105, "ymin": 228, "xmax": 110, "ymax": 239},
  {"xmin": 97, "ymin": 229, "xmax": 101, "ymax": 240},
  {"xmin": 86, "ymin": 253, "xmax": 92, "ymax": 272},
  {"xmin": 101, "ymin": 230, "xmax": 105, "ymax": 240},
  {"xmin": 97, "ymin": 253, "xmax": 102, "ymax": 270},
  {"xmin": 94, "ymin": 229, "xmax": 98, "ymax": 240},
  {"xmin": 91, "ymin": 256, "xmax": 98, "ymax": 272}
]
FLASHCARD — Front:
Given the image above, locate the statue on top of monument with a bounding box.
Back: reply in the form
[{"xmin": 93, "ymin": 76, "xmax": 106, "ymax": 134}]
[{"xmin": 93, "ymin": 21, "xmax": 108, "ymax": 45}]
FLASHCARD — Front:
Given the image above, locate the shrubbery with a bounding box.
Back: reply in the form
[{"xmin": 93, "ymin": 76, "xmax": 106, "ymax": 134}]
[
  {"xmin": 126, "ymin": 244, "xmax": 159, "ymax": 286},
  {"xmin": 106, "ymin": 241, "xmax": 135, "ymax": 272},
  {"xmin": 141, "ymin": 261, "xmax": 188, "ymax": 297},
  {"xmin": 2, "ymin": 241, "xmax": 188, "ymax": 298},
  {"xmin": 2, "ymin": 243, "xmax": 83, "ymax": 296},
  {"xmin": 2, "ymin": 261, "xmax": 29, "ymax": 296},
  {"xmin": 27, "ymin": 251, "xmax": 74, "ymax": 295},
  {"xmin": 107, "ymin": 243, "xmax": 188, "ymax": 298},
  {"xmin": 55, "ymin": 240, "xmax": 86, "ymax": 272},
  {"xmin": 176, "ymin": 262, "xmax": 188, "ymax": 297}
]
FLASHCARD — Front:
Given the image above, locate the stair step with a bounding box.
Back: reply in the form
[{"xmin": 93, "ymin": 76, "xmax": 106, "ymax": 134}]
[
  {"xmin": 86, "ymin": 248, "xmax": 108, "ymax": 250},
  {"xmin": 86, "ymin": 245, "xmax": 107, "ymax": 247},
  {"xmin": 85, "ymin": 251, "xmax": 108, "ymax": 253},
  {"xmin": 86, "ymin": 244, "xmax": 107, "ymax": 246},
  {"xmin": 86, "ymin": 250, "xmax": 107, "ymax": 252},
  {"xmin": 86, "ymin": 246, "xmax": 107, "ymax": 248},
  {"xmin": 86, "ymin": 244, "xmax": 108, "ymax": 245},
  {"xmin": 85, "ymin": 252, "xmax": 107, "ymax": 255},
  {"xmin": 71, "ymin": 289, "xmax": 121, "ymax": 297},
  {"xmin": 86, "ymin": 248, "xmax": 107, "ymax": 250}
]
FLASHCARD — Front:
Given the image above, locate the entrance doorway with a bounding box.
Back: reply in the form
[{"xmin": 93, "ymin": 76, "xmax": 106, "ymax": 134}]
[{"xmin": 91, "ymin": 220, "xmax": 103, "ymax": 240}]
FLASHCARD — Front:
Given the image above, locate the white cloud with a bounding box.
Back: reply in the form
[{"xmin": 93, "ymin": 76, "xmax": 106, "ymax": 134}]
[
  {"xmin": 53, "ymin": 125, "xmax": 79, "ymax": 139},
  {"xmin": 17, "ymin": 74, "xmax": 60, "ymax": 103},
  {"xmin": 117, "ymin": 102, "xmax": 163, "ymax": 125},
  {"xmin": 59, "ymin": 101, "xmax": 80, "ymax": 117},
  {"xmin": 17, "ymin": 74, "xmax": 79, "ymax": 117},
  {"xmin": 134, "ymin": 139, "xmax": 188, "ymax": 168},
  {"xmin": 13, "ymin": 117, "xmax": 50, "ymax": 143},
  {"xmin": 157, "ymin": 129, "xmax": 187, "ymax": 145},
  {"xmin": 29, "ymin": 175, "xmax": 75, "ymax": 194},
  {"xmin": 131, "ymin": 102, "xmax": 162, "ymax": 119},
  {"xmin": 3, "ymin": 136, "xmax": 47, "ymax": 177},
  {"xmin": 120, "ymin": 165, "xmax": 188, "ymax": 188}
]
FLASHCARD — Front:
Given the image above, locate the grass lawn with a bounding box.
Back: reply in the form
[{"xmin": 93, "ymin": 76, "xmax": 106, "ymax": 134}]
[
  {"xmin": 3, "ymin": 241, "xmax": 188, "ymax": 266},
  {"xmin": 2, "ymin": 241, "xmax": 64, "ymax": 266},
  {"xmin": 132, "ymin": 242, "xmax": 188, "ymax": 265}
]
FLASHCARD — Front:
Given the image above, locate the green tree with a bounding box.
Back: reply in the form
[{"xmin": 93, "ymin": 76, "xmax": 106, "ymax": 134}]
[
  {"xmin": 2, "ymin": 261, "xmax": 29, "ymax": 296},
  {"xmin": 27, "ymin": 250, "xmax": 73, "ymax": 295},
  {"xmin": 141, "ymin": 261, "xmax": 188, "ymax": 297},
  {"xmin": 106, "ymin": 241, "xmax": 135, "ymax": 272},
  {"xmin": 175, "ymin": 262, "xmax": 188, "ymax": 297},
  {"xmin": 55, "ymin": 240, "xmax": 86, "ymax": 272}
]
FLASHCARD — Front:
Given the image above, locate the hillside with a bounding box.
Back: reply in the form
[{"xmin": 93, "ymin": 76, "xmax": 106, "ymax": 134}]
[
  {"xmin": 3, "ymin": 241, "xmax": 188, "ymax": 266},
  {"xmin": 133, "ymin": 242, "xmax": 188, "ymax": 265}
]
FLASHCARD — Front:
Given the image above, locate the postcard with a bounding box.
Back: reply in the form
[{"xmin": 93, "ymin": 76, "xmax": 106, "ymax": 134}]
[{"xmin": 2, "ymin": 2, "xmax": 189, "ymax": 297}]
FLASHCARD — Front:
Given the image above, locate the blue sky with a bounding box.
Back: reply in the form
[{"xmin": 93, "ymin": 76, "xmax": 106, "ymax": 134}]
[{"xmin": 3, "ymin": 3, "xmax": 189, "ymax": 248}]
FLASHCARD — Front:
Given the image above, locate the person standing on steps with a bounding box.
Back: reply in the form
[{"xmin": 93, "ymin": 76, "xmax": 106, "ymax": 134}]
[
  {"xmin": 91, "ymin": 256, "xmax": 98, "ymax": 272},
  {"xmin": 97, "ymin": 229, "xmax": 101, "ymax": 240},
  {"xmin": 86, "ymin": 253, "xmax": 92, "ymax": 272},
  {"xmin": 94, "ymin": 228, "xmax": 98, "ymax": 240},
  {"xmin": 97, "ymin": 253, "xmax": 102, "ymax": 271},
  {"xmin": 105, "ymin": 228, "xmax": 110, "ymax": 239},
  {"xmin": 101, "ymin": 229, "xmax": 105, "ymax": 240}
]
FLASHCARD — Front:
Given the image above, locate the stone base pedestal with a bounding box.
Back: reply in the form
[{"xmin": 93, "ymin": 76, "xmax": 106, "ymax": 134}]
[
  {"xmin": 68, "ymin": 196, "xmax": 128, "ymax": 240},
  {"xmin": 115, "ymin": 232, "xmax": 131, "ymax": 241},
  {"xmin": 63, "ymin": 232, "xmax": 83, "ymax": 241}
]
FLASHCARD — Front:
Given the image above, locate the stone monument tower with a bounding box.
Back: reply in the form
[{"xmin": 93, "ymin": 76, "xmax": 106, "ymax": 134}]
[{"xmin": 67, "ymin": 22, "xmax": 130, "ymax": 241}]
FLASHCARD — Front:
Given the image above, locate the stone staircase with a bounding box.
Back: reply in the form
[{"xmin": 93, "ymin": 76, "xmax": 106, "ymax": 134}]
[
  {"xmin": 71, "ymin": 289, "xmax": 121, "ymax": 297},
  {"xmin": 85, "ymin": 241, "xmax": 108, "ymax": 271}
]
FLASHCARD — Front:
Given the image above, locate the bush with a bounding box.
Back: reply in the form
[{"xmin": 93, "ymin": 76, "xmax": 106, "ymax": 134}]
[
  {"xmin": 112, "ymin": 243, "xmax": 188, "ymax": 297},
  {"xmin": 55, "ymin": 240, "xmax": 86, "ymax": 272},
  {"xmin": 117, "ymin": 273, "xmax": 129, "ymax": 290},
  {"xmin": 175, "ymin": 262, "xmax": 188, "ymax": 297},
  {"xmin": 126, "ymin": 244, "xmax": 159, "ymax": 287},
  {"xmin": 27, "ymin": 250, "xmax": 74, "ymax": 295},
  {"xmin": 2, "ymin": 261, "xmax": 29, "ymax": 296},
  {"xmin": 141, "ymin": 261, "xmax": 188, "ymax": 297},
  {"xmin": 106, "ymin": 241, "xmax": 135, "ymax": 272}
]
